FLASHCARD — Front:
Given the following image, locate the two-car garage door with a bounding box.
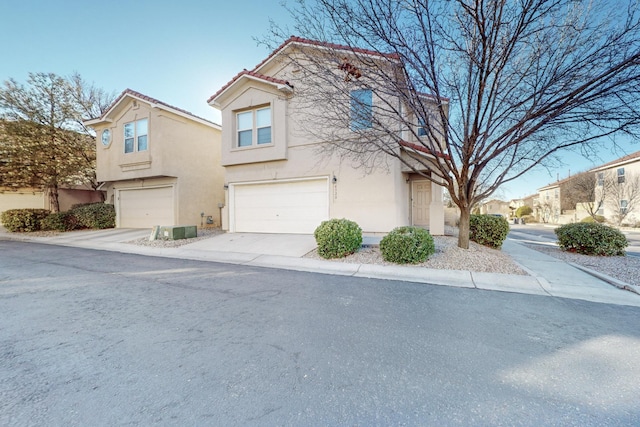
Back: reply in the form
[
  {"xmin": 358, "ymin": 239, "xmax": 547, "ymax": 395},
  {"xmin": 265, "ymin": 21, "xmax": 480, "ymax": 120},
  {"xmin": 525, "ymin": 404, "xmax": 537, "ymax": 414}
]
[
  {"xmin": 117, "ymin": 186, "xmax": 175, "ymax": 228},
  {"xmin": 232, "ymin": 178, "xmax": 329, "ymax": 234}
]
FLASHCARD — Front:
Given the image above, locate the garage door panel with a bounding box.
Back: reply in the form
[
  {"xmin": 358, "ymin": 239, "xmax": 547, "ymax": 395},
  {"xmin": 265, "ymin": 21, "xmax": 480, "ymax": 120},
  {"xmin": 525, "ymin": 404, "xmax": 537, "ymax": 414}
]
[
  {"xmin": 233, "ymin": 179, "xmax": 329, "ymax": 233},
  {"xmin": 118, "ymin": 187, "xmax": 174, "ymax": 228},
  {"xmin": 0, "ymin": 192, "xmax": 45, "ymax": 217}
]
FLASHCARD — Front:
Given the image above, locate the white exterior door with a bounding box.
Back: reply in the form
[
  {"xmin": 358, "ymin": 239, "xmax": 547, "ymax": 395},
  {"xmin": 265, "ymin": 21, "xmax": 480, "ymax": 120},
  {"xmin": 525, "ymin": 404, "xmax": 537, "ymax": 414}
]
[
  {"xmin": 117, "ymin": 186, "xmax": 175, "ymax": 228},
  {"xmin": 412, "ymin": 180, "xmax": 431, "ymax": 227},
  {"xmin": 232, "ymin": 178, "xmax": 329, "ymax": 233}
]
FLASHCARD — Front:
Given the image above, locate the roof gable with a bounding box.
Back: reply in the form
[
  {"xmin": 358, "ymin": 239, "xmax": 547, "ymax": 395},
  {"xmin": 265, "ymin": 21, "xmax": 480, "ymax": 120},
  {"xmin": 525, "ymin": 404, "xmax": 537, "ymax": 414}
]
[
  {"xmin": 208, "ymin": 36, "xmax": 403, "ymax": 107},
  {"xmin": 207, "ymin": 70, "xmax": 293, "ymax": 106},
  {"xmin": 591, "ymin": 150, "xmax": 640, "ymax": 171},
  {"xmin": 85, "ymin": 89, "xmax": 220, "ymax": 129}
]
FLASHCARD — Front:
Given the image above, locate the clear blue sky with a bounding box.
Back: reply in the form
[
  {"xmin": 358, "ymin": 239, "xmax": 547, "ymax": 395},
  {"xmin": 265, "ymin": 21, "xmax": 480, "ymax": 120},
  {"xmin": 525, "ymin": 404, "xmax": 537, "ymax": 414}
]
[{"xmin": 1, "ymin": 0, "xmax": 637, "ymax": 200}]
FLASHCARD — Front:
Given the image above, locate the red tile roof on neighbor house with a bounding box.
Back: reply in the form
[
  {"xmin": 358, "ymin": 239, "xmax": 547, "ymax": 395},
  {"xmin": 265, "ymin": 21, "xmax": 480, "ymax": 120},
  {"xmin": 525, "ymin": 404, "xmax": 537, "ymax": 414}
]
[
  {"xmin": 592, "ymin": 150, "xmax": 640, "ymax": 170},
  {"xmin": 207, "ymin": 70, "xmax": 293, "ymax": 104},
  {"xmin": 92, "ymin": 88, "xmax": 218, "ymax": 127},
  {"xmin": 208, "ymin": 36, "xmax": 403, "ymax": 104}
]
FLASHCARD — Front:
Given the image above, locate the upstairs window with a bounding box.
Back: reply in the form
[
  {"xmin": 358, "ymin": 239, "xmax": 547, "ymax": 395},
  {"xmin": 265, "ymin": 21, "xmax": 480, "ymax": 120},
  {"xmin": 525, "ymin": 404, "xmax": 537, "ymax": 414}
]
[
  {"xmin": 620, "ymin": 199, "xmax": 628, "ymax": 214},
  {"xmin": 618, "ymin": 167, "xmax": 625, "ymax": 184},
  {"xmin": 597, "ymin": 172, "xmax": 604, "ymax": 186},
  {"xmin": 417, "ymin": 118, "xmax": 428, "ymax": 137},
  {"xmin": 237, "ymin": 107, "xmax": 271, "ymax": 148},
  {"xmin": 350, "ymin": 89, "xmax": 372, "ymax": 130},
  {"xmin": 124, "ymin": 118, "xmax": 148, "ymax": 153}
]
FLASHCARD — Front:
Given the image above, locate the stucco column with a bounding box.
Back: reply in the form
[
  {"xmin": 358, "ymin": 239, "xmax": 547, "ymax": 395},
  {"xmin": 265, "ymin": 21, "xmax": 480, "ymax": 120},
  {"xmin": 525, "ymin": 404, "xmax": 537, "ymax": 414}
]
[{"xmin": 429, "ymin": 180, "xmax": 445, "ymax": 235}]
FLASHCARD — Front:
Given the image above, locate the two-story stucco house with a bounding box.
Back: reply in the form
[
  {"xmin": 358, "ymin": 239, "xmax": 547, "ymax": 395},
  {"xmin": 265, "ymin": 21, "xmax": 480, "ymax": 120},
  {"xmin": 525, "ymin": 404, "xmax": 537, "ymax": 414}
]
[
  {"xmin": 85, "ymin": 89, "xmax": 224, "ymax": 228},
  {"xmin": 208, "ymin": 37, "xmax": 445, "ymax": 235},
  {"xmin": 591, "ymin": 150, "xmax": 640, "ymax": 225}
]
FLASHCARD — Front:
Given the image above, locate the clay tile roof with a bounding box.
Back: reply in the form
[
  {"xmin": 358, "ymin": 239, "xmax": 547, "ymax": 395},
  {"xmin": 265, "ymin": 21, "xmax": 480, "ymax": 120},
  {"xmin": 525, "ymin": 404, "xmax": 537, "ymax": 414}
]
[
  {"xmin": 594, "ymin": 150, "xmax": 640, "ymax": 170},
  {"xmin": 95, "ymin": 88, "xmax": 217, "ymax": 126},
  {"xmin": 399, "ymin": 140, "xmax": 451, "ymax": 160},
  {"xmin": 251, "ymin": 36, "xmax": 401, "ymax": 71},
  {"xmin": 208, "ymin": 36, "xmax": 403, "ymax": 105},
  {"xmin": 207, "ymin": 70, "xmax": 293, "ymax": 104}
]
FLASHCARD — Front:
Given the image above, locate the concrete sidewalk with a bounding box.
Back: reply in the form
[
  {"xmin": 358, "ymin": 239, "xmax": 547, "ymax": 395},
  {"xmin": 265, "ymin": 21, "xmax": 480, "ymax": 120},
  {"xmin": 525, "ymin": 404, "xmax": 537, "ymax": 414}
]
[{"xmin": 2, "ymin": 227, "xmax": 639, "ymax": 307}]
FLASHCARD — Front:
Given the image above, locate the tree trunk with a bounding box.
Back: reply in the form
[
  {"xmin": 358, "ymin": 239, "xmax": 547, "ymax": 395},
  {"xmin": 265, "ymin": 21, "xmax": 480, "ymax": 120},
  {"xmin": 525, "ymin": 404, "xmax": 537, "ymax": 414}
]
[
  {"xmin": 457, "ymin": 205, "xmax": 471, "ymax": 249},
  {"xmin": 48, "ymin": 184, "xmax": 60, "ymax": 213}
]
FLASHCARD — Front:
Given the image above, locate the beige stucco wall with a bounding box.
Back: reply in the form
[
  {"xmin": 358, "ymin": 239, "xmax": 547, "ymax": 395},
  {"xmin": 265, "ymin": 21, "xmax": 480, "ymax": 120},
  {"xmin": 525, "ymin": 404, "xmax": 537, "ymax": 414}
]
[
  {"xmin": 596, "ymin": 159, "xmax": 640, "ymax": 225},
  {"xmin": 90, "ymin": 97, "xmax": 224, "ymax": 227},
  {"xmin": 214, "ymin": 45, "xmax": 445, "ymax": 235},
  {"xmin": 222, "ymin": 142, "xmax": 444, "ymax": 234}
]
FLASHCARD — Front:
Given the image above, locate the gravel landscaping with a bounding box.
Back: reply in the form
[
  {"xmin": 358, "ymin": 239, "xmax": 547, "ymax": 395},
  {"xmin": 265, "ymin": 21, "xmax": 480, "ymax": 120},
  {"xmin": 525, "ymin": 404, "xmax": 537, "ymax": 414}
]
[
  {"xmin": 522, "ymin": 243, "xmax": 640, "ymax": 287},
  {"xmin": 303, "ymin": 235, "xmax": 528, "ymax": 275}
]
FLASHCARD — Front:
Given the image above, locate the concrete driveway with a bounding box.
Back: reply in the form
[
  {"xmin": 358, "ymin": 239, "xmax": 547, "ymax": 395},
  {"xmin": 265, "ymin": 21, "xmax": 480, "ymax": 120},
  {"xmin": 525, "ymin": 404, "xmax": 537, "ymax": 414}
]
[
  {"xmin": 184, "ymin": 232, "xmax": 317, "ymax": 257},
  {"xmin": 0, "ymin": 227, "xmax": 318, "ymax": 258}
]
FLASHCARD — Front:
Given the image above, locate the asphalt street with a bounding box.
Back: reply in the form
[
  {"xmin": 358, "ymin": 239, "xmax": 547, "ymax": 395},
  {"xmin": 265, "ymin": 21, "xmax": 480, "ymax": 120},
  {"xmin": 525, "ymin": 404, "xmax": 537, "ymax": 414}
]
[{"xmin": 2, "ymin": 241, "xmax": 640, "ymax": 426}]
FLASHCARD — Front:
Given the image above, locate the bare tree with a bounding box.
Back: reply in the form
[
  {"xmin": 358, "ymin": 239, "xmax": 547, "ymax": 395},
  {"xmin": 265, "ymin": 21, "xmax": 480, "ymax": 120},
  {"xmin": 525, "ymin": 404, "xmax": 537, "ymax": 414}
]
[
  {"xmin": 267, "ymin": 0, "xmax": 640, "ymax": 248},
  {"xmin": 606, "ymin": 171, "xmax": 640, "ymax": 225},
  {"xmin": 0, "ymin": 73, "xmax": 115, "ymax": 211},
  {"xmin": 561, "ymin": 171, "xmax": 612, "ymax": 219}
]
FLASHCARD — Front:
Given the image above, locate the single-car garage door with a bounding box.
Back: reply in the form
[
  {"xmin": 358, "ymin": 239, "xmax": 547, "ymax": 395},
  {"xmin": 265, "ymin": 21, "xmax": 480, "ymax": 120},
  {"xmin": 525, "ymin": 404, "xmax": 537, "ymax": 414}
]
[
  {"xmin": 233, "ymin": 178, "xmax": 329, "ymax": 233},
  {"xmin": 117, "ymin": 186, "xmax": 175, "ymax": 228},
  {"xmin": 0, "ymin": 191, "xmax": 45, "ymax": 221}
]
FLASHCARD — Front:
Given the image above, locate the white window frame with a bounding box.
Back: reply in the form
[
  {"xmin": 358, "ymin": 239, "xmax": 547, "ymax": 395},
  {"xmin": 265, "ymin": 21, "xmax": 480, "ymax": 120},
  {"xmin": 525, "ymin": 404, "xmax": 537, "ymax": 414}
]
[
  {"xmin": 124, "ymin": 118, "xmax": 148, "ymax": 153},
  {"xmin": 236, "ymin": 106, "xmax": 272, "ymax": 148},
  {"xmin": 620, "ymin": 199, "xmax": 628, "ymax": 214},
  {"xmin": 597, "ymin": 172, "xmax": 604, "ymax": 186},
  {"xmin": 350, "ymin": 89, "xmax": 373, "ymax": 131},
  {"xmin": 618, "ymin": 167, "xmax": 625, "ymax": 184}
]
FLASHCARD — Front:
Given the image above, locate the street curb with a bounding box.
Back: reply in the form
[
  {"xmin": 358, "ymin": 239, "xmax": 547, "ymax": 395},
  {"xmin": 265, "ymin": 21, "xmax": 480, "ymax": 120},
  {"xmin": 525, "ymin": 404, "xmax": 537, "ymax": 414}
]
[{"xmin": 568, "ymin": 262, "xmax": 640, "ymax": 295}]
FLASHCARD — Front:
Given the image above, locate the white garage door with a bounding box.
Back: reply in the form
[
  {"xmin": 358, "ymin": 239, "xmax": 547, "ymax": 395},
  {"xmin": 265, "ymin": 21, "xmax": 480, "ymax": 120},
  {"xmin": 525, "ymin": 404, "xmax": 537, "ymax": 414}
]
[
  {"xmin": 118, "ymin": 186, "xmax": 175, "ymax": 228},
  {"xmin": 0, "ymin": 191, "xmax": 46, "ymax": 221},
  {"xmin": 233, "ymin": 178, "xmax": 329, "ymax": 233}
]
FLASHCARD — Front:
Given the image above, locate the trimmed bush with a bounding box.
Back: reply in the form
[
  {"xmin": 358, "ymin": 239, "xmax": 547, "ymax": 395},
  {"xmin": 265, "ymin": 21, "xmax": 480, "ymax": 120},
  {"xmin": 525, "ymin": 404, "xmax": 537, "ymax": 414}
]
[
  {"xmin": 469, "ymin": 214, "xmax": 510, "ymax": 249},
  {"xmin": 71, "ymin": 203, "xmax": 115, "ymax": 229},
  {"xmin": 521, "ymin": 214, "xmax": 536, "ymax": 224},
  {"xmin": 314, "ymin": 218, "xmax": 362, "ymax": 259},
  {"xmin": 581, "ymin": 215, "xmax": 605, "ymax": 223},
  {"xmin": 555, "ymin": 222, "xmax": 627, "ymax": 256},
  {"xmin": 40, "ymin": 211, "xmax": 80, "ymax": 232},
  {"xmin": 0, "ymin": 209, "xmax": 50, "ymax": 232},
  {"xmin": 380, "ymin": 226, "xmax": 435, "ymax": 264},
  {"xmin": 515, "ymin": 205, "xmax": 533, "ymax": 218}
]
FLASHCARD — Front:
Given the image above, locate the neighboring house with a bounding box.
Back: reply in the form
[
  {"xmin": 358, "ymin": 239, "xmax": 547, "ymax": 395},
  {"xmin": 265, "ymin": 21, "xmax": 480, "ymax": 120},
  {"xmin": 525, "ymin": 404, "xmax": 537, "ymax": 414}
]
[
  {"xmin": 207, "ymin": 36, "xmax": 445, "ymax": 235},
  {"xmin": 537, "ymin": 176, "xmax": 586, "ymax": 224},
  {"xmin": 510, "ymin": 194, "xmax": 538, "ymax": 219},
  {"xmin": 0, "ymin": 185, "xmax": 103, "ymax": 222},
  {"xmin": 478, "ymin": 199, "xmax": 510, "ymax": 218},
  {"xmin": 591, "ymin": 150, "xmax": 640, "ymax": 226},
  {"xmin": 84, "ymin": 89, "xmax": 224, "ymax": 228}
]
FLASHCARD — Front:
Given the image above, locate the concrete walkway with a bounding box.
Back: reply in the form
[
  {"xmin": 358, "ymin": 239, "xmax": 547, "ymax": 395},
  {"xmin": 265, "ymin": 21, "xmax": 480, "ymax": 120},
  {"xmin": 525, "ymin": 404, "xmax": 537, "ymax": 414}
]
[{"xmin": 1, "ymin": 227, "xmax": 639, "ymax": 307}]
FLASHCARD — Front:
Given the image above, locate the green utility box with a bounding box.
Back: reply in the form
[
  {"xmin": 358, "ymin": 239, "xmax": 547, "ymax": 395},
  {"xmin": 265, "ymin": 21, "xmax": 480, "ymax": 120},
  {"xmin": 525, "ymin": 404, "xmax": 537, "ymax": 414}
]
[{"xmin": 158, "ymin": 225, "xmax": 197, "ymax": 240}]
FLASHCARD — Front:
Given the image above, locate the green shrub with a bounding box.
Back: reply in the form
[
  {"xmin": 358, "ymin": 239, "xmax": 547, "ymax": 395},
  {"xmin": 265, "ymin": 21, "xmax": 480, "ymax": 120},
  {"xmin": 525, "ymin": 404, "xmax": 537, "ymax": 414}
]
[
  {"xmin": 515, "ymin": 205, "xmax": 533, "ymax": 218},
  {"xmin": 0, "ymin": 209, "xmax": 50, "ymax": 232},
  {"xmin": 40, "ymin": 211, "xmax": 80, "ymax": 232},
  {"xmin": 380, "ymin": 226, "xmax": 435, "ymax": 264},
  {"xmin": 521, "ymin": 214, "xmax": 536, "ymax": 224},
  {"xmin": 469, "ymin": 214, "xmax": 510, "ymax": 249},
  {"xmin": 314, "ymin": 218, "xmax": 363, "ymax": 259},
  {"xmin": 71, "ymin": 203, "xmax": 115, "ymax": 229},
  {"xmin": 581, "ymin": 215, "xmax": 605, "ymax": 223},
  {"xmin": 555, "ymin": 222, "xmax": 627, "ymax": 256}
]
